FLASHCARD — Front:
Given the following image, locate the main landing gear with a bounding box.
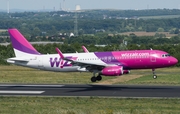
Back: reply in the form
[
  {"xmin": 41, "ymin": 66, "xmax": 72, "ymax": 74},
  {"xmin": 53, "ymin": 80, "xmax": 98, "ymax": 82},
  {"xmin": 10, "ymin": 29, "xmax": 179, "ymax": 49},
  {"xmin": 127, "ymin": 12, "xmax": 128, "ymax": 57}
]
[
  {"xmin": 152, "ymin": 69, "xmax": 157, "ymax": 79},
  {"xmin": 91, "ymin": 73, "xmax": 102, "ymax": 82}
]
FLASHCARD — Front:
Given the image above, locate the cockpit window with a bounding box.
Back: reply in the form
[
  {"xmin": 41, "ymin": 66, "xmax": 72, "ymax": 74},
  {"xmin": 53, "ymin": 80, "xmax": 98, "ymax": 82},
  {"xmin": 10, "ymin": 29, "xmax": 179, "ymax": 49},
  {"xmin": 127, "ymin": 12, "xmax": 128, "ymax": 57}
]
[
  {"xmin": 162, "ymin": 54, "xmax": 171, "ymax": 58},
  {"xmin": 165, "ymin": 54, "xmax": 171, "ymax": 57}
]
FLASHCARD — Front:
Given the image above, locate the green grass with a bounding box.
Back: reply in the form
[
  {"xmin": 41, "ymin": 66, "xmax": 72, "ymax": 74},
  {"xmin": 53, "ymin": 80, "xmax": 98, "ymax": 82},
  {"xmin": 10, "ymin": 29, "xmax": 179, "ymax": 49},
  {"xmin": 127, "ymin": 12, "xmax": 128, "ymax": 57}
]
[
  {"xmin": 0, "ymin": 97, "xmax": 180, "ymax": 114},
  {"xmin": 0, "ymin": 29, "xmax": 7, "ymax": 32},
  {"xmin": 123, "ymin": 74, "xmax": 180, "ymax": 85},
  {"xmin": 1, "ymin": 65, "xmax": 180, "ymax": 85},
  {"xmin": 0, "ymin": 65, "xmax": 115, "ymax": 84},
  {"xmin": 117, "ymin": 68, "xmax": 180, "ymax": 85}
]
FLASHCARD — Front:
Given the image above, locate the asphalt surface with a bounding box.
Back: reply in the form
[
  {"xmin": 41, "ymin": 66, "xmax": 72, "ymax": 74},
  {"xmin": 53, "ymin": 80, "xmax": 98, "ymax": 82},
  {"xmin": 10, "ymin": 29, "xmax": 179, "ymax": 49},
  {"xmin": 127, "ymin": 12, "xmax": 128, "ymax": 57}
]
[{"xmin": 0, "ymin": 84, "xmax": 180, "ymax": 98}]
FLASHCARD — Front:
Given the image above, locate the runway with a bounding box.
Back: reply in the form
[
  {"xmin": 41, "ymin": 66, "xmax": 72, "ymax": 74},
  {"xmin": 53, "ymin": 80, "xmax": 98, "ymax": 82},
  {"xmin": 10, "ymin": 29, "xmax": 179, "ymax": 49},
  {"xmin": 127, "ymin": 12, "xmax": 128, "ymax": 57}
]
[{"xmin": 0, "ymin": 84, "xmax": 180, "ymax": 98}]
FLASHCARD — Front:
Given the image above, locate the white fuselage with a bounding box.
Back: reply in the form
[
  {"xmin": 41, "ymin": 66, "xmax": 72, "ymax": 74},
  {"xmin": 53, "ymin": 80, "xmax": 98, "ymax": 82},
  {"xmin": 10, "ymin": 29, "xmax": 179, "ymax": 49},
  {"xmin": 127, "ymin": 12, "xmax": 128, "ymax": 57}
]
[{"xmin": 10, "ymin": 52, "xmax": 105, "ymax": 72}]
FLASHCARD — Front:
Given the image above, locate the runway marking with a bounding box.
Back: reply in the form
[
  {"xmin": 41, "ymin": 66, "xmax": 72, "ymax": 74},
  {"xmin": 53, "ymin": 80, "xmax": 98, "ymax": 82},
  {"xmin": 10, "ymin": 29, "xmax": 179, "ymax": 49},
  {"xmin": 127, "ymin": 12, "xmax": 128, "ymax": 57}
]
[
  {"xmin": 0, "ymin": 91, "xmax": 45, "ymax": 94},
  {"xmin": 0, "ymin": 84, "xmax": 64, "ymax": 87}
]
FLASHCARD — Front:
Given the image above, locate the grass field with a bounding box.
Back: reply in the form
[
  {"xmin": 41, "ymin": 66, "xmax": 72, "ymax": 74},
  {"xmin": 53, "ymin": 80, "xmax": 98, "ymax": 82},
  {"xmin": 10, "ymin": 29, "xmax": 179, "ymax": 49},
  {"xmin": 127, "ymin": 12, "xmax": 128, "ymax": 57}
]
[
  {"xmin": 1, "ymin": 65, "xmax": 180, "ymax": 114},
  {"xmin": 0, "ymin": 29, "xmax": 7, "ymax": 33},
  {"xmin": 139, "ymin": 15, "xmax": 180, "ymax": 19},
  {"xmin": 0, "ymin": 65, "xmax": 94, "ymax": 84},
  {"xmin": 0, "ymin": 65, "xmax": 180, "ymax": 85},
  {"xmin": 116, "ymin": 68, "xmax": 180, "ymax": 85},
  {"xmin": 119, "ymin": 31, "xmax": 177, "ymax": 37},
  {"xmin": 0, "ymin": 97, "xmax": 180, "ymax": 114}
]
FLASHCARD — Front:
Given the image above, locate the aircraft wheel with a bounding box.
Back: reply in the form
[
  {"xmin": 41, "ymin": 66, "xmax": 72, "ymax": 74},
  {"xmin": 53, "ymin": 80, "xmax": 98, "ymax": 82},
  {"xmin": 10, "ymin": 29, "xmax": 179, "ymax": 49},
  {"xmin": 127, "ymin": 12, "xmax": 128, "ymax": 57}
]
[
  {"xmin": 153, "ymin": 75, "xmax": 157, "ymax": 79},
  {"xmin": 96, "ymin": 75, "xmax": 102, "ymax": 81},
  {"xmin": 91, "ymin": 76, "xmax": 96, "ymax": 82}
]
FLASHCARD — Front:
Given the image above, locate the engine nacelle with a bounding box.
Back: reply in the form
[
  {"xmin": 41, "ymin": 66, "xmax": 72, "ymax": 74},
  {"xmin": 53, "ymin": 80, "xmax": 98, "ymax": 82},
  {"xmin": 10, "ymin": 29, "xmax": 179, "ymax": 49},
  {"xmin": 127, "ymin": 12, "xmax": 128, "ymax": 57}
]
[
  {"xmin": 101, "ymin": 66, "xmax": 123, "ymax": 76},
  {"xmin": 123, "ymin": 70, "xmax": 130, "ymax": 74},
  {"xmin": 77, "ymin": 67, "xmax": 88, "ymax": 72}
]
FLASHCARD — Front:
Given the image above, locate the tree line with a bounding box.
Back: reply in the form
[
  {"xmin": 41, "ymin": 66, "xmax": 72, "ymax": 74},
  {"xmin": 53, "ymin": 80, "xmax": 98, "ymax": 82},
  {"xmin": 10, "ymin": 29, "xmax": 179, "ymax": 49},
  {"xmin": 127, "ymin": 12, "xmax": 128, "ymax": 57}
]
[
  {"xmin": 0, "ymin": 18, "xmax": 180, "ymax": 36},
  {"xmin": 0, "ymin": 9, "xmax": 180, "ymax": 36}
]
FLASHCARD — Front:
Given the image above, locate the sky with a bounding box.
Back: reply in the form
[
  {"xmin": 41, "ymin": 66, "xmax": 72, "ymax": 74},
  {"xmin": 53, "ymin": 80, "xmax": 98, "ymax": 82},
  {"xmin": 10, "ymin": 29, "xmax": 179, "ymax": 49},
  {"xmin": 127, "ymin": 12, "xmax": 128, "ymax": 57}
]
[{"xmin": 0, "ymin": 0, "xmax": 180, "ymax": 11}]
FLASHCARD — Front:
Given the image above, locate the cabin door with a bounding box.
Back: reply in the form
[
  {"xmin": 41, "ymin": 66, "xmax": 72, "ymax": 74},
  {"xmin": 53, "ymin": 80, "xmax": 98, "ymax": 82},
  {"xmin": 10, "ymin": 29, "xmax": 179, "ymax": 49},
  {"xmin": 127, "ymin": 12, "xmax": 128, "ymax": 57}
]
[
  {"xmin": 38, "ymin": 56, "xmax": 44, "ymax": 69},
  {"xmin": 150, "ymin": 52, "xmax": 156, "ymax": 62}
]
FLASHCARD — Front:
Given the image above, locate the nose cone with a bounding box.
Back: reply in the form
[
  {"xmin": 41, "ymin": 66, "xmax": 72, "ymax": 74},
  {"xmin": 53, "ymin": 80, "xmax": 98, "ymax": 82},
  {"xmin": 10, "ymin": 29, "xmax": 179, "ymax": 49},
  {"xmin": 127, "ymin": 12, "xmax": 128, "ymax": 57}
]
[{"xmin": 170, "ymin": 57, "xmax": 178, "ymax": 66}]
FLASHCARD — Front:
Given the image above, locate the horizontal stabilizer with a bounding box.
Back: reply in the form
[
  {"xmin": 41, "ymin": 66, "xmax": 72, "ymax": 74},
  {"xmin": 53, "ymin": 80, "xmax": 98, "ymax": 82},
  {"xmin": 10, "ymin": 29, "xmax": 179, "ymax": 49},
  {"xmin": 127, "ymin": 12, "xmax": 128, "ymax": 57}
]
[{"xmin": 7, "ymin": 57, "xmax": 30, "ymax": 62}]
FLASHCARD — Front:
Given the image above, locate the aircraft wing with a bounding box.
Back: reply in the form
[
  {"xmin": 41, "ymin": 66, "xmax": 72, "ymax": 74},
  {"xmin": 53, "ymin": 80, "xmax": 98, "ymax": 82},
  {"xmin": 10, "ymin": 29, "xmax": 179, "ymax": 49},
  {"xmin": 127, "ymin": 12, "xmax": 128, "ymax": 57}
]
[
  {"xmin": 82, "ymin": 46, "xmax": 89, "ymax": 53},
  {"xmin": 56, "ymin": 48, "xmax": 110, "ymax": 71}
]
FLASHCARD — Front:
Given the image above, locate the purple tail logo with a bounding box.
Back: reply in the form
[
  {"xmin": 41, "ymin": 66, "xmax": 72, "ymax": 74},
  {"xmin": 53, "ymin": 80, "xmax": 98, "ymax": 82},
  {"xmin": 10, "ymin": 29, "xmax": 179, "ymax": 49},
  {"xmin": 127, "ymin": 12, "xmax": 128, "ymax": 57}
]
[{"xmin": 50, "ymin": 57, "xmax": 77, "ymax": 68}]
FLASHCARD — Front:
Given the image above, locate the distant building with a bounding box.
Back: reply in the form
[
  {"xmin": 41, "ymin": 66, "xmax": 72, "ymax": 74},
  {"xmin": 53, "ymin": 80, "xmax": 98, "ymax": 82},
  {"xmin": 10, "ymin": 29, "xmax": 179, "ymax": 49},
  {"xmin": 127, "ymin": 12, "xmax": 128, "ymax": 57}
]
[
  {"xmin": 70, "ymin": 32, "xmax": 74, "ymax": 37},
  {"xmin": 76, "ymin": 5, "xmax": 81, "ymax": 11},
  {"xmin": 95, "ymin": 45, "xmax": 106, "ymax": 47},
  {"xmin": 95, "ymin": 29, "xmax": 105, "ymax": 33}
]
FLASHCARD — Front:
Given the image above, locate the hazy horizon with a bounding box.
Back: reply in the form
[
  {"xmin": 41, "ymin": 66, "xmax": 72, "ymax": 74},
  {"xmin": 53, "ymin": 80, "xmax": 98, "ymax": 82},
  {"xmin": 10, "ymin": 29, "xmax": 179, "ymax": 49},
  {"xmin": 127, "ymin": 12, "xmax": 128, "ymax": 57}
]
[{"xmin": 0, "ymin": 0, "xmax": 180, "ymax": 12}]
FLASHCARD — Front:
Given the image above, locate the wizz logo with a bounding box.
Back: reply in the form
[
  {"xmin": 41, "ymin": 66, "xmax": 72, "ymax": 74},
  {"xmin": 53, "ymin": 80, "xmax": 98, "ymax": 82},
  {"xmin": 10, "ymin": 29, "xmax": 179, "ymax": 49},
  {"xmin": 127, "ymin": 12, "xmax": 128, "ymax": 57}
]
[
  {"xmin": 50, "ymin": 57, "xmax": 77, "ymax": 68},
  {"xmin": 50, "ymin": 58, "xmax": 68, "ymax": 68}
]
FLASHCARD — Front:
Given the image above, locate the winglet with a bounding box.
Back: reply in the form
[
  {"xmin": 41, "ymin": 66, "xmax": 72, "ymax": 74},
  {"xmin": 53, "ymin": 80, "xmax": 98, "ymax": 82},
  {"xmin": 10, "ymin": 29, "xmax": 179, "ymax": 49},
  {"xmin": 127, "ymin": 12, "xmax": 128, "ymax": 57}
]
[
  {"xmin": 55, "ymin": 48, "xmax": 64, "ymax": 59},
  {"xmin": 82, "ymin": 46, "xmax": 89, "ymax": 53}
]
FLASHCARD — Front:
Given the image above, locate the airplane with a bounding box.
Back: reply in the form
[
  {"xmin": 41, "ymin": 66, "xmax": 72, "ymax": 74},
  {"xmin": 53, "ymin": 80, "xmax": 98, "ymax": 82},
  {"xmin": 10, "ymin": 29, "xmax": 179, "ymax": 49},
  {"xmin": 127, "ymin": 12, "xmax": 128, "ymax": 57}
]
[{"xmin": 7, "ymin": 28, "xmax": 178, "ymax": 82}]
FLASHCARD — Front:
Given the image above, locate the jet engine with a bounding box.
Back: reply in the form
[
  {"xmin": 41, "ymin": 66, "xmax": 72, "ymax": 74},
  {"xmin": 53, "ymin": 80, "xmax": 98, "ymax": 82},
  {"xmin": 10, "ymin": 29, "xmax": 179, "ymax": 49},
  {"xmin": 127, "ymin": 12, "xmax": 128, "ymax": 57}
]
[
  {"xmin": 101, "ymin": 66, "xmax": 124, "ymax": 76},
  {"xmin": 77, "ymin": 67, "xmax": 88, "ymax": 72}
]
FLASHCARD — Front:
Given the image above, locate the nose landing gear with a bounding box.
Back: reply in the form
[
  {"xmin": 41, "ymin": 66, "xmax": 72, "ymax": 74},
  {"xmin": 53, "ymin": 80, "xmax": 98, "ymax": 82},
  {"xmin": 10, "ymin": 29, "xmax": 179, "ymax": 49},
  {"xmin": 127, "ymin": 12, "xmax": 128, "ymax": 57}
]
[{"xmin": 152, "ymin": 69, "xmax": 157, "ymax": 79}]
